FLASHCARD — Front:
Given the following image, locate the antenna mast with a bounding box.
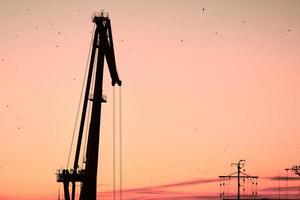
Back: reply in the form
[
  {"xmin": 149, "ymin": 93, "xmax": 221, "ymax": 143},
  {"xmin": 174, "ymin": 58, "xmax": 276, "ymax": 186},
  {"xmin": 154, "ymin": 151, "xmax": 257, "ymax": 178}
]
[{"xmin": 219, "ymin": 160, "xmax": 259, "ymax": 200}]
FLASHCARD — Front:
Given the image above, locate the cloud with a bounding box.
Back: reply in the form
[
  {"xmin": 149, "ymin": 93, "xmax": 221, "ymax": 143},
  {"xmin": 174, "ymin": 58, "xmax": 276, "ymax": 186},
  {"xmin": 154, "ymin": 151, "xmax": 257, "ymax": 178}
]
[
  {"xmin": 266, "ymin": 176, "xmax": 300, "ymax": 181},
  {"xmin": 97, "ymin": 178, "xmax": 219, "ymax": 200},
  {"xmin": 261, "ymin": 185, "xmax": 300, "ymax": 192},
  {"xmin": 141, "ymin": 194, "xmax": 219, "ymax": 200},
  {"xmin": 0, "ymin": 194, "xmax": 56, "ymax": 200},
  {"xmin": 155, "ymin": 178, "xmax": 219, "ymax": 189},
  {"xmin": 123, "ymin": 177, "xmax": 219, "ymax": 193}
]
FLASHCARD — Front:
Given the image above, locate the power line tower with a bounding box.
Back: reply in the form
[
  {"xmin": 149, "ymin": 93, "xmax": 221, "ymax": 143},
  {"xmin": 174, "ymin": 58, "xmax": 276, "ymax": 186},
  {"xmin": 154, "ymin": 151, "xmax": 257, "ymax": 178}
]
[
  {"xmin": 219, "ymin": 160, "xmax": 259, "ymax": 200},
  {"xmin": 284, "ymin": 165, "xmax": 300, "ymax": 199},
  {"xmin": 285, "ymin": 165, "xmax": 300, "ymax": 176},
  {"xmin": 56, "ymin": 11, "xmax": 122, "ymax": 200}
]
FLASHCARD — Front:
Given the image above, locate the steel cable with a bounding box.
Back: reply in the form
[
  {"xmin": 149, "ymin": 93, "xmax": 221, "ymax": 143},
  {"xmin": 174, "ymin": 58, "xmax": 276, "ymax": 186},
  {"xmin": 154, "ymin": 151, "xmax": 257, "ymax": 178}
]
[{"xmin": 66, "ymin": 24, "xmax": 96, "ymax": 168}]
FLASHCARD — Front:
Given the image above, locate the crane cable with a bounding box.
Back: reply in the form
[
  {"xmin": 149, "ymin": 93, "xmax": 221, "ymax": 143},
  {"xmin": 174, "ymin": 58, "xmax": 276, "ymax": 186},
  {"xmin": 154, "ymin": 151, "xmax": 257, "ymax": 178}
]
[
  {"xmin": 82, "ymin": 51, "xmax": 96, "ymax": 167},
  {"xmin": 119, "ymin": 86, "xmax": 123, "ymax": 200},
  {"xmin": 113, "ymin": 86, "xmax": 123, "ymax": 200},
  {"xmin": 113, "ymin": 87, "xmax": 116, "ymax": 200},
  {"xmin": 66, "ymin": 24, "xmax": 96, "ymax": 168},
  {"xmin": 82, "ymin": 89, "xmax": 93, "ymax": 168}
]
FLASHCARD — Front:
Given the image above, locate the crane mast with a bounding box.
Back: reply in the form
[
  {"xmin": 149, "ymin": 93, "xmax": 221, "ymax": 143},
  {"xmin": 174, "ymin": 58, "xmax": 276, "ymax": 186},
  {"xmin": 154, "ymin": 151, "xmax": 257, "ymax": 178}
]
[{"xmin": 56, "ymin": 11, "xmax": 122, "ymax": 200}]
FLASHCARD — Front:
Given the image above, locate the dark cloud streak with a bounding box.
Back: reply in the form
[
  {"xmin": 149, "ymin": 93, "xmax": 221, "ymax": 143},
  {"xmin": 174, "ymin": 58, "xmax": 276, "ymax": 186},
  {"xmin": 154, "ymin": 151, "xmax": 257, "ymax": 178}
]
[
  {"xmin": 266, "ymin": 176, "xmax": 300, "ymax": 181},
  {"xmin": 97, "ymin": 178, "xmax": 219, "ymax": 199}
]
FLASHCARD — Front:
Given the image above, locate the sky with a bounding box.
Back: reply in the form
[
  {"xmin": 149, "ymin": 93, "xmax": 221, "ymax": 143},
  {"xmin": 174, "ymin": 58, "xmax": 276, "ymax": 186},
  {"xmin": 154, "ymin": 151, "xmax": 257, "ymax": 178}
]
[{"xmin": 0, "ymin": 0, "xmax": 300, "ymax": 199}]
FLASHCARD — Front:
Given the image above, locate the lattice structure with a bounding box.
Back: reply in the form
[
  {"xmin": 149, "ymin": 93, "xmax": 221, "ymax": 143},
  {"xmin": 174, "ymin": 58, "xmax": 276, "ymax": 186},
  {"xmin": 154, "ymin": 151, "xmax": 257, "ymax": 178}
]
[
  {"xmin": 285, "ymin": 165, "xmax": 300, "ymax": 176},
  {"xmin": 283, "ymin": 165, "xmax": 300, "ymax": 199},
  {"xmin": 219, "ymin": 160, "xmax": 258, "ymax": 200}
]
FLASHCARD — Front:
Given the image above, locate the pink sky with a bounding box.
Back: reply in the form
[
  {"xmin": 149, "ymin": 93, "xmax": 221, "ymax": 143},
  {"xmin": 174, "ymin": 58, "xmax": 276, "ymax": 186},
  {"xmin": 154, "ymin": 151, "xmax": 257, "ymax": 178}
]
[{"xmin": 0, "ymin": 0, "xmax": 300, "ymax": 199}]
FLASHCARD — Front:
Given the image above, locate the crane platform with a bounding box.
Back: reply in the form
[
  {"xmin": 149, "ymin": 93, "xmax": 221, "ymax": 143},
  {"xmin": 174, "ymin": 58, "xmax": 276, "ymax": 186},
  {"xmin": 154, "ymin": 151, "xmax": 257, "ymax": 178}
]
[{"xmin": 56, "ymin": 169, "xmax": 85, "ymax": 182}]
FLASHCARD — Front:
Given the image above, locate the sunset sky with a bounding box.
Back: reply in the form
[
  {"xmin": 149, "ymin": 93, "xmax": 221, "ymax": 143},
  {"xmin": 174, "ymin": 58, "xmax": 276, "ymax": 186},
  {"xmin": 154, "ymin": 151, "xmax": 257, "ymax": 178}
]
[{"xmin": 0, "ymin": 0, "xmax": 300, "ymax": 199}]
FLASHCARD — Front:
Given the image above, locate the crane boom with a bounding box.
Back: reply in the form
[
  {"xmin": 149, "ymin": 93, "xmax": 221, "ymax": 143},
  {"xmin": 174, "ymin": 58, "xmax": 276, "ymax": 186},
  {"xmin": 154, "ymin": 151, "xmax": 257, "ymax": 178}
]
[{"xmin": 56, "ymin": 11, "xmax": 122, "ymax": 200}]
